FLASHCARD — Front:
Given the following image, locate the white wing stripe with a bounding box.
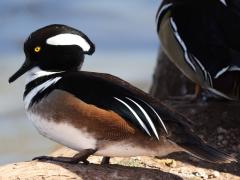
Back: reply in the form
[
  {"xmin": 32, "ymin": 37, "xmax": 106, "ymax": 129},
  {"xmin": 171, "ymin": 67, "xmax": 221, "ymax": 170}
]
[
  {"xmin": 143, "ymin": 102, "xmax": 168, "ymax": 134},
  {"xmin": 114, "ymin": 97, "xmax": 151, "ymax": 136},
  {"xmin": 228, "ymin": 65, "xmax": 240, "ymax": 72},
  {"xmin": 170, "ymin": 18, "xmax": 196, "ymax": 72},
  {"xmin": 126, "ymin": 97, "xmax": 159, "ymax": 140},
  {"xmin": 219, "ymin": 0, "xmax": 227, "ymax": 6},
  {"xmin": 215, "ymin": 66, "xmax": 240, "ymax": 79},
  {"xmin": 193, "ymin": 56, "xmax": 208, "ymax": 81},
  {"xmin": 215, "ymin": 66, "xmax": 230, "ymax": 79},
  {"xmin": 156, "ymin": 3, "xmax": 173, "ymax": 25},
  {"xmin": 208, "ymin": 72, "xmax": 213, "ymax": 88}
]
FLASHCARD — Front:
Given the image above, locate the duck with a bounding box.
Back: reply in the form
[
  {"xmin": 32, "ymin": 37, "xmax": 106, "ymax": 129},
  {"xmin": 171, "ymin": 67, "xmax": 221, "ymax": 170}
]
[
  {"xmin": 156, "ymin": 0, "xmax": 240, "ymax": 100},
  {"xmin": 8, "ymin": 24, "xmax": 236, "ymax": 164}
]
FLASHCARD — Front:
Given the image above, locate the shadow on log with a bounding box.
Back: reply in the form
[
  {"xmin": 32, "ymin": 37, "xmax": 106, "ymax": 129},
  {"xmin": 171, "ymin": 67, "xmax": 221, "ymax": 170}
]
[
  {"xmin": 1, "ymin": 147, "xmax": 239, "ymax": 179},
  {"xmin": 0, "ymin": 161, "xmax": 181, "ymax": 180},
  {"xmin": 0, "ymin": 147, "xmax": 182, "ymax": 179}
]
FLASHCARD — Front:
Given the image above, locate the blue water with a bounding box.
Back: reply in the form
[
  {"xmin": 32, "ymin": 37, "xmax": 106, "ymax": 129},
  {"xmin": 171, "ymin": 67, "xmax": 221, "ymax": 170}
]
[{"xmin": 0, "ymin": 0, "xmax": 161, "ymax": 165}]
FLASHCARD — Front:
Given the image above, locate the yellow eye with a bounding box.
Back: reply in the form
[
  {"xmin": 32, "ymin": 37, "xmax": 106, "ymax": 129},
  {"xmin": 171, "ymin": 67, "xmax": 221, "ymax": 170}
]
[{"xmin": 34, "ymin": 46, "xmax": 41, "ymax": 53}]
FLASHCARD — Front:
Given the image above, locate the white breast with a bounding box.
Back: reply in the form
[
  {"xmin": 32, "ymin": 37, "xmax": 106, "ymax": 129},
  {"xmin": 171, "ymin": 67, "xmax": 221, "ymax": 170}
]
[
  {"xmin": 27, "ymin": 111, "xmax": 177, "ymax": 157},
  {"xmin": 27, "ymin": 112, "xmax": 97, "ymax": 151},
  {"xmin": 96, "ymin": 143, "xmax": 158, "ymax": 157}
]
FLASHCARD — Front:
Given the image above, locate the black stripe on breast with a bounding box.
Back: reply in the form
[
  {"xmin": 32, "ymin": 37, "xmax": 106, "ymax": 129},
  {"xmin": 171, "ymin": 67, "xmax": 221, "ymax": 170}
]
[{"xmin": 24, "ymin": 73, "xmax": 64, "ymax": 99}]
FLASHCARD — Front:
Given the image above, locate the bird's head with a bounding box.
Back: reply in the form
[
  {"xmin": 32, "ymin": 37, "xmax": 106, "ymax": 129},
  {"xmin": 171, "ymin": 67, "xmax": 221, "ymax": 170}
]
[{"xmin": 9, "ymin": 24, "xmax": 95, "ymax": 83}]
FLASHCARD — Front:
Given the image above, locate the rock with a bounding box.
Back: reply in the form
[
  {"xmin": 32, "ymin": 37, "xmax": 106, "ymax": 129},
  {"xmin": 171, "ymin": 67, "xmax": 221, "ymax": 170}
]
[
  {"xmin": 193, "ymin": 170, "xmax": 207, "ymax": 179},
  {"xmin": 189, "ymin": 156, "xmax": 201, "ymax": 163},
  {"xmin": 164, "ymin": 159, "xmax": 177, "ymax": 168},
  {"xmin": 217, "ymin": 135, "xmax": 224, "ymax": 141},
  {"xmin": 232, "ymin": 145, "xmax": 238, "ymax": 152},
  {"xmin": 208, "ymin": 171, "xmax": 220, "ymax": 179},
  {"xmin": 212, "ymin": 171, "xmax": 220, "ymax": 178},
  {"xmin": 217, "ymin": 127, "xmax": 227, "ymax": 134},
  {"xmin": 222, "ymin": 140, "xmax": 228, "ymax": 146}
]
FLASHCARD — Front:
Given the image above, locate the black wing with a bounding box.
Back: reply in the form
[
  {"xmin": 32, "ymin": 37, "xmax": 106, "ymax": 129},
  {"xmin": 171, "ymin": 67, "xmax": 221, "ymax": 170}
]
[
  {"xmin": 158, "ymin": 0, "xmax": 240, "ymax": 78},
  {"xmin": 51, "ymin": 71, "xmax": 236, "ymax": 163},
  {"xmin": 56, "ymin": 71, "xmax": 168, "ymax": 140}
]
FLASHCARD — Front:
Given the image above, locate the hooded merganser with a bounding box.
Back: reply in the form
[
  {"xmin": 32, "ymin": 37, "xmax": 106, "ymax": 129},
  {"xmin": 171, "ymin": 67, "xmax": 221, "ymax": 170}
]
[
  {"xmin": 156, "ymin": 0, "xmax": 240, "ymax": 100},
  {"xmin": 9, "ymin": 24, "xmax": 236, "ymax": 164}
]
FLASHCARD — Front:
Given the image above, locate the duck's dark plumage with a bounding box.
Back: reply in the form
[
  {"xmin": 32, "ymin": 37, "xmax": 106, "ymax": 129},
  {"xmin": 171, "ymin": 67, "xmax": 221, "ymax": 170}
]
[
  {"xmin": 157, "ymin": 0, "xmax": 240, "ymax": 99},
  {"xmin": 24, "ymin": 70, "xmax": 236, "ymax": 163}
]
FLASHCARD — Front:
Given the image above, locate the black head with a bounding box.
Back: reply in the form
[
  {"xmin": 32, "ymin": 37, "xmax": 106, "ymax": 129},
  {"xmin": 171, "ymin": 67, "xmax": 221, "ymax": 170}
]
[{"xmin": 9, "ymin": 24, "xmax": 95, "ymax": 83}]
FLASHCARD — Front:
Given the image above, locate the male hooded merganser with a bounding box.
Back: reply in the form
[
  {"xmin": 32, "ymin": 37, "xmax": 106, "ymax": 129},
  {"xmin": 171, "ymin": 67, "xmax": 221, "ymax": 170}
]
[
  {"xmin": 156, "ymin": 0, "xmax": 240, "ymax": 100},
  {"xmin": 9, "ymin": 24, "xmax": 236, "ymax": 164}
]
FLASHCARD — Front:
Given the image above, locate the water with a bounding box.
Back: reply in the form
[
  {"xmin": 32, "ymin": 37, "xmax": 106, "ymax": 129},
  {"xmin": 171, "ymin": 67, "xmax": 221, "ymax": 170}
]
[{"xmin": 0, "ymin": 0, "xmax": 161, "ymax": 165}]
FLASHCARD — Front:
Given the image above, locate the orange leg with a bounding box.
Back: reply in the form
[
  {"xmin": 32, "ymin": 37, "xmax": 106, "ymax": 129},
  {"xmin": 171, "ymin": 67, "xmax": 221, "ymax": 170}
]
[
  {"xmin": 193, "ymin": 84, "xmax": 201, "ymax": 99},
  {"xmin": 169, "ymin": 84, "xmax": 201, "ymax": 101}
]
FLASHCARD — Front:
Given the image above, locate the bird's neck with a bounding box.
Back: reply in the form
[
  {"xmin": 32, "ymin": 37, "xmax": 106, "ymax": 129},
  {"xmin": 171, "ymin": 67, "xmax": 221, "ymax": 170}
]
[
  {"xmin": 25, "ymin": 67, "xmax": 64, "ymax": 85},
  {"xmin": 24, "ymin": 67, "xmax": 63, "ymax": 109}
]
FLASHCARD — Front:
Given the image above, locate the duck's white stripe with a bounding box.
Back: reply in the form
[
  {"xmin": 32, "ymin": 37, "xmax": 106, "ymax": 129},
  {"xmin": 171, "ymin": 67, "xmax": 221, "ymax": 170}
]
[
  {"xmin": 192, "ymin": 56, "xmax": 208, "ymax": 81},
  {"xmin": 215, "ymin": 65, "xmax": 240, "ymax": 79},
  {"xmin": 219, "ymin": 0, "xmax": 227, "ymax": 6},
  {"xmin": 228, "ymin": 65, "xmax": 240, "ymax": 72},
  {"xmin": 26, "ymin": 67, "xmax": 63, "ymax": 84},
  {"xmin": 24, "ymin": 77, "xmax": 61, "ymax": 109},
  {"xmin": 46, "ymin": 33, "xmax": 91, "ymax": 52},
  {"xmin": 126, "ymin": 97, "xmax": 159, "ymax": 140},
  {"xmin": 208, "ymin": 87, "xmax": 235, "ymax": 100},
  {"xmin": 214, "ymin": 66, "xmax": 230, "ymax": 79},
  {"xmin": 156, "ymin": 3, "xmax": 173, "ymax": 27},
  {"xmin": 141, "ymin": 100, "xmax": 168, "ymax": 134},
  {"xmin": 170, "ymin": 18, "xmax": 196, "ymax": 72},
  {"xmin": 208, "ymin": 72, "xmax": 213, "ymax": 88},
  {"xmin": 114, "ymin": 97, "xmax": 151, "ymax": 136}
]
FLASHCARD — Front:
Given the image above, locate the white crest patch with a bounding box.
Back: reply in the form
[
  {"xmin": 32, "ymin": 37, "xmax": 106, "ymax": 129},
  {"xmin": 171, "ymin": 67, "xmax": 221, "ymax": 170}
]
[{"xmin": 46, "ymin": 33, "xmax": 91, "ymax": 52}]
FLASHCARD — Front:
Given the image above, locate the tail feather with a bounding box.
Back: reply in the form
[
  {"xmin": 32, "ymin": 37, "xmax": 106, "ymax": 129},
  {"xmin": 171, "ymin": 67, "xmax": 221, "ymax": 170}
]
[
  {"xmin": 154, "ymin": 103, "xmax": 237, "ymax": 163},
  {"xmin": 178, "ymin": 136, "xmax": 237, "ymax": 163},
  {"xmin": 165, "ymin": 112, "xmax": 237, "ymax": 163}
]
